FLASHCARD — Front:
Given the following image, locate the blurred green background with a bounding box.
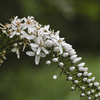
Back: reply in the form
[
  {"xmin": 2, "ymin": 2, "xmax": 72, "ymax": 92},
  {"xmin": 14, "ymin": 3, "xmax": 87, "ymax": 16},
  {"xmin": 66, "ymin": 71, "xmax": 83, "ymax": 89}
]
[{"xmin": 0, "ymin": 0, "xmax": 100, "ymax": 100}]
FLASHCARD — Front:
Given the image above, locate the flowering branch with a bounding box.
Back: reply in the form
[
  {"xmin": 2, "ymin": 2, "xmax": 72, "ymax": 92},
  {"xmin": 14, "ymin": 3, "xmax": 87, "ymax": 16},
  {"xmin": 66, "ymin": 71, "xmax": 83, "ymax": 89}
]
[{"xmin": 0, "ymin": 16, "xmax": 100, "ymax": 100}]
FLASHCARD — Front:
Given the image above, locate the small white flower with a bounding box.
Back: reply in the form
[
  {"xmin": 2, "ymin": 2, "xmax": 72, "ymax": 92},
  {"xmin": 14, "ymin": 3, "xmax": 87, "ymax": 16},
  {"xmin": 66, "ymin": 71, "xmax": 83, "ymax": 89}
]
[
  {"xmin": 11, "ymin": 43, "xmax": 20, "ymax": 59},
  {"xmin": 53, "ymin": 75, "xmax": 57, "ymax": 79},
  {"xmin": 72, "ymin": 57, "xmax": 82, "ymax": 63}
]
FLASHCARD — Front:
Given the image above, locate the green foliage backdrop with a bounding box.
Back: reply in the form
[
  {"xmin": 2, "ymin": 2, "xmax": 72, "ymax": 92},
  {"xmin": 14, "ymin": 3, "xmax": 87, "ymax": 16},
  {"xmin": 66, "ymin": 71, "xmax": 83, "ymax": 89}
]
[{"xmin": 0, "ymin": 0, "xmax": 100, "ymax": 100}]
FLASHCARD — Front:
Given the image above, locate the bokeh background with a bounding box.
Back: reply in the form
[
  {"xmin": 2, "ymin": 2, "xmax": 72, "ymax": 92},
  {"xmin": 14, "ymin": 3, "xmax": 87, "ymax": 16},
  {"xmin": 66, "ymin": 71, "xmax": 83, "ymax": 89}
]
[{"xmin": 0, "ymin": 0, "xmax": 100, "ymax": 100}]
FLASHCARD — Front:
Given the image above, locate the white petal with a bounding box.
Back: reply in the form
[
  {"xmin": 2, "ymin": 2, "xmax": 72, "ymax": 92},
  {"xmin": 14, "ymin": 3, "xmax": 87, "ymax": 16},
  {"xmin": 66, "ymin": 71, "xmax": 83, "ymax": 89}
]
[
  {"xmin": 30, "ymin": 43, "xmax": 38, "ymax": 47},
  {"xmin": 35, "ymin": 55, "xmax": 40, "ymax": 65},
  {"xmin": 26, "ymin": 51, "xmax": 35, "ymax": 56},
  {"xmin": 37, "ymin": 47, "xmax": 41, "ymax": 55},
  {"xmin": 42, "ymin": 47, "xmax": 49, "ymax": 54},
  {"xmin": 40, "ymin": 53, "xmax": 46, "ymax": 58}
]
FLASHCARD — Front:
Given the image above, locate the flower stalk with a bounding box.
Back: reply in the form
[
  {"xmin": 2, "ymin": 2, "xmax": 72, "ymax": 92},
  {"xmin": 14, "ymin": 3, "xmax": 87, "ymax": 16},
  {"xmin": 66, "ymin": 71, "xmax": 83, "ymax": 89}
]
[{"xmin": 0, "ymin": 16, "xmax": 100, "ymax": 100}]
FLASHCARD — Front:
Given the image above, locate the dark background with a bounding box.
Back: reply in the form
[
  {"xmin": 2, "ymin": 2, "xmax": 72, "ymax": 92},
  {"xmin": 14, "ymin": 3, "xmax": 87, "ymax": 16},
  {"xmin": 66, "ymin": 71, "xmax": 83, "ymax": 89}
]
[{"xmin": 0, "ymin": 0, "xmax": 100, "ymax": 100}]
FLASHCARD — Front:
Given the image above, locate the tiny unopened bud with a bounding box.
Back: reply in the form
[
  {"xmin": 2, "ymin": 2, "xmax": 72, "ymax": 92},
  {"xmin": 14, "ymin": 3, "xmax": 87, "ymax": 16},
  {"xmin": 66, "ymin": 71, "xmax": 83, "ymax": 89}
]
[
  {"xmin": 69, "ymin": 66, "xmax": 75, "ymax": 71},
  {"xmin": 81, "ymin": 86, "xmax": 85, "ymax": 90},
  {"xmin": 74, "ymin": 80, "xmax": 78, "ymax": 84},
  {"xmin": 80, "ymin": 93, "xmax": 85, "ymax": 97},
  {"xmin": 83, "ymin": 78, "xmax": 87, "ymax": 82},
  {"xmin": 97, "ymin": 86, "xmax": 100, "ymax": 91},
  {"xmin": 69, "ymin": 49, "xmax": 76, "ymax": 56},
  {"xmin": 70, "ymin": 55, "xmax": 77, "ymax": 60},
  {"xmin": 77, "ymin": 62, "xmax": 85, "ymax": 68},
  {"xmin": 54, "ymin": 47, "xmax": 60, "ymax": 52},
  {"xmin": 87, "ymin": 79, "xmax": 91, "ymax": 83},
  {"xmin": 52, "ymin": 58, "xmax": 58, "ymax": 62},
  {"xmin": 77, "ymin": 73, "xmax": 82, "ymax": 77},
  {"xmin": 59, "ymin": 62, "xmax": 64, "ymax": 68},
  {"xmin": 53, "ymin": 75, "xmax": 57, "ymax": 79},
  {"xmin": 94, "ymin": 82, "xmax": 99, "ymax": 87},
  {"xmin": 87, "ymin": 91, "xmax": 91, "ymax": 96},
  {"xmin": 46, "ymin": 60, "xmax": 51, "ymax": 65},
  {"xmin": 95, "ymin": 94, "xmax": 98, "ymax": 98},
  {"xmin": 91, "ymin": 77, "xmax": 95, "ymax": 82},
  {"xmin": 98, "ymin": 93, "xmax": 100, "ymax": 97},
  {"xmin": 67, "ymin": 76, "xmax": 73, "ymax": 81},
  {"xmin": 83, "ymin": 72, "xmax": 88, "ymax": 76},
  {"xmin": 87, "ymin": 73, "xmax": 92, "ymax": 77},
  {"xmin": 88, "ymin": 97, "xmax": 91, "ymax": 100},
  {"xmin": 91, "ymin": 90, "xmax": 94, "ymax": 94},
  {"xmin": 71, "ymin": 86, "xmax": 75, "ymax": 91},
  {"xmin": 63, "ymin": 52, "xmax": 69, "ymax": 57},
  {"xmin": 72, "ymin": 57, "xmax": 82, "ymax": 63},
  {"xmin": 89, "ymin": 83, "xmax": 93, "ymax": 87}
]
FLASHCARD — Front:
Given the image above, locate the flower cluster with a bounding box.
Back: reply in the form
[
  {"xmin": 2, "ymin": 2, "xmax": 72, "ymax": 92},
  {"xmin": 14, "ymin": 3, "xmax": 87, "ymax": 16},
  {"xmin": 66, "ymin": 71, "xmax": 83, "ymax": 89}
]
[{"xmin": 0, "ymin": 16, "xmax": 100, "ymax": 100}]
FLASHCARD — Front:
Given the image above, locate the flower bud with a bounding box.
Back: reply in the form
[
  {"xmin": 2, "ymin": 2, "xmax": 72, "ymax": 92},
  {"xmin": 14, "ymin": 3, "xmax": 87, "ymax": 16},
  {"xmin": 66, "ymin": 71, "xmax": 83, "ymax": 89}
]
[
  {"xmin": 77, "ymin": 73, "xmax": 82, "ymax": 77},
  {"xmin": 69, "ymin": 67, "xmax": 75, "ymax": 71},
  {"xmin": 63, "ymin": 52, "xmax": 69, "ymax": 57},
  {"xmin": 87, "ymin": 91, "xmax": 91, "ymax": 96},
  {"xmin": 81, "ymin": 86, "xmax": 85, "ymax": 90},
  {"xmin": 71, "ymin": 86, "xmax": 75, "ymax": 91},
  {"xmin": 53, "ymin": 75, "xmax": 57, "ymax": 79},
  {"xmin": 67, "ymin": 76, "xmax": 73, "ymax": 81},
  {"xmin": 91, "ymin": 90, "xmax": 94, "ymax": 94},
  {"xmin": 87, "ymin": 73, "xmax": 92, "ymax": 77},
  {"xmin": 77, "ymin": 62, "xmax": 85, "ymax": 68},
  {"xmin": 72, "ymin": 57, "xmax": 82, "ymax": 63},
  {"xmin": 46, "ymin": 60, "xmax": 51, "ymax": 65},
  {"xmin": 74, "ymin": 80, "xmax": 78, "ymax": 84},
  {"xmin": 59, "ymin": 62, "xmax": 64, "ymax": 68},
  {"xmin": 88, "ymin": 97, "xmax": 91, "ymax": 100},
  {"xmin": 70, "ymin": 55, "xmax": 77, "ymax": 60},
  {"xmin": 94, "ymin": 82, "xmax": 99, "ymax": 87},
  {"xmin": 80, "ymin": 93, "xmax": 85, "ymax": 97},
  {"xmin": 89, "ymin": 83, "xmax": 93, "ymax": 87},
  {"xmin": 91, "ymin": 77, "xmax": 95, "ymax": 82},
  {"xmin": 83, "ymin": 78, "xmax": 87, "ymax": 82},
  {"xmin": 52, "ymin": 58, "xmax": 58, "ymax": 62}
]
